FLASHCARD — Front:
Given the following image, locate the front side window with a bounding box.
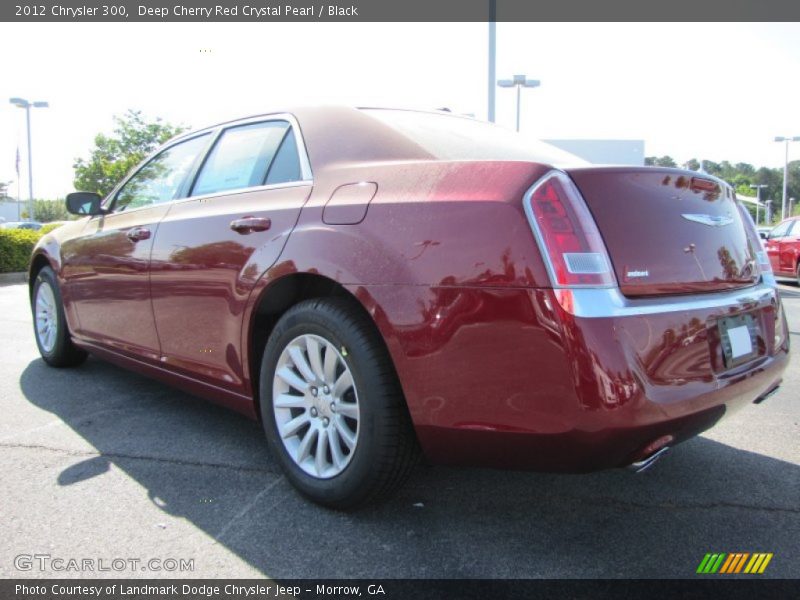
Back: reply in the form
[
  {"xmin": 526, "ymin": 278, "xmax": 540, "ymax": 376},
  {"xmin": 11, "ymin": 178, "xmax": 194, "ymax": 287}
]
[
  {"xmin": 191, "ymin": 121, "xmax": 300, "ymax": 197},
  {"xmin": 114, "ymin": 134, "xmax": 209, "ymax": 212}
]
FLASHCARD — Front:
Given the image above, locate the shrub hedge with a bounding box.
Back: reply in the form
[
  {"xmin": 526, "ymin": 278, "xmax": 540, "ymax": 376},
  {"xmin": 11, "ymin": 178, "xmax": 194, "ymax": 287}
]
[{"xmin": 0, "ymin": 228, "xmax": 49, "ymax": 273}]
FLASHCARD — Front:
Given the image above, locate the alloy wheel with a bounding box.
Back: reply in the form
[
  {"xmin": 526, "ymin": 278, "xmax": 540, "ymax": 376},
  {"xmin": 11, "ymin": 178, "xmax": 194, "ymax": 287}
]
[
  {"xmin": 272, "ymin": 334, "xmax": 360, "ymax": 479},
  {"xmin": 35, "ymin": 281, "xmax": 58, "ymax": 353}
]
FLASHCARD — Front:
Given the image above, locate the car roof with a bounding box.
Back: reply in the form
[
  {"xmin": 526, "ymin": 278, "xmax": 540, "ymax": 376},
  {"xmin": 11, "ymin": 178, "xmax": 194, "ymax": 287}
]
[
  {"xmin": 167, "ymin": 106, "xmax": 585, "ymax": 173},
  {"xmin": 168, "ymin": 106, "xmax": 436, "ymax": 172}
]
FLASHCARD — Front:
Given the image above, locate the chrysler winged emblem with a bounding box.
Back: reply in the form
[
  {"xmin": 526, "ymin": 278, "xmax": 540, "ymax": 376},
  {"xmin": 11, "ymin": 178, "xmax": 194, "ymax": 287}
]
[{"xmin": 681, "ymin": 213, "xmax": 734, "ymax": 227}]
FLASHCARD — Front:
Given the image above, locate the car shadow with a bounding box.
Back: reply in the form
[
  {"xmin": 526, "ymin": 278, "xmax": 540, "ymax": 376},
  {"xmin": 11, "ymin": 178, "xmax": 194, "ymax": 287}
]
[{"xmin": 18, "ymin": 356, "xmax": 800, "ymax": 579}]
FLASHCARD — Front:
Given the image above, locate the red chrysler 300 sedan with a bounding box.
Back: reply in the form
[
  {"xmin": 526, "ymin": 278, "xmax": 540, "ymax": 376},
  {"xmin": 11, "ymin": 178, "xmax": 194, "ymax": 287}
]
[{"xmin": 29, "ymin": 107, "xmax": 789, "ymax": 508}]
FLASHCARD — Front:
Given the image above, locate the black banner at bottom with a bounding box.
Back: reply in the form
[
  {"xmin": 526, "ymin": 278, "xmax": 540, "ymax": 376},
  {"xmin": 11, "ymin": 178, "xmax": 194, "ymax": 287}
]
[{"xmin": 4, "ymin": 579, "xmax": 799, "ymax": 600}]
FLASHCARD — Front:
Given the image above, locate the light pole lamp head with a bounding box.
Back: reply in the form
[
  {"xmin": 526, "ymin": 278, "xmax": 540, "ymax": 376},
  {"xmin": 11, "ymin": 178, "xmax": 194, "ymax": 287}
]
[
  {"xmin": 9, "ymin": 97, "xmax": 30, "ymax": 108},
  {"xmin": 498, "ymin": 75, "xmax": 541, "ymax": 88},
  {"xmin": 32, "ymin": 101, "xmax": 49, "ymax": 108}
]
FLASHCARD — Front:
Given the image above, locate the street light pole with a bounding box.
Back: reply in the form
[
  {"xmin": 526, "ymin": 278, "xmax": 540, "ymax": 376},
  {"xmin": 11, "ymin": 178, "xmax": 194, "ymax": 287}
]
[
  {"xmin": 9, "ymin": 97, "xmax": 49, "ymax": 222},
  {"xmin": 487, "ymin": 0, "xmax": 496, "ymax": 122},
  {"xmin": 750, "ymin": 183, "xmax": 768, "ymax": 225},
  {"xmin": 497, "ymin": 74, "xmax": 540, "ymax": 132},
  {"xmin": 774, "ymin": 135, "xmax": 800, "ymax": 221}
]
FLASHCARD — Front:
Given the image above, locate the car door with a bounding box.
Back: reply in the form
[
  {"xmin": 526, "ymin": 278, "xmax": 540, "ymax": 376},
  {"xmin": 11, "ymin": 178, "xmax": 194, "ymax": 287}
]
[
  {"xmin": 61, "ymin": 133, "xmax": 212, "ymax": 360},
  {"xmin": 764, "ymin": 220, "xmax": 795, "ymax": 275},
  {"xmin": 148, "ymin": 118, "xmax": 312, "ymax": 393},
  {"xmin": 777, "ymin": 220, "xmax": 800, "ymax": 274}
]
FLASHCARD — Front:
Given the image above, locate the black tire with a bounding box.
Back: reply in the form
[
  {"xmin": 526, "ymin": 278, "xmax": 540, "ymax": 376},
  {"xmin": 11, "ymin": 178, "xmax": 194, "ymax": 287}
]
[
  {"xmin": 259, "ymin": 297, "xmax": 419, "ymax": 509},
  {"xmin": 796, "ymin": 262, "xmax": 800, "ymax": 287},
  {"xmin": 31, "ymin": 266, "xmax": 88, "ymax": 368}
]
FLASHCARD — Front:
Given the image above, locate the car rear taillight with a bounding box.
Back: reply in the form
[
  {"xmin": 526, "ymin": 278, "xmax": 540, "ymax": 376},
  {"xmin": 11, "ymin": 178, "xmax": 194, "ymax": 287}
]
[
  {"xmin": 734, "ymin": 200, "xmax": 772, "ymax": 274},
  {"xmin": 524, "ymin": 171, "xmax": 616, "ymax": 287}
]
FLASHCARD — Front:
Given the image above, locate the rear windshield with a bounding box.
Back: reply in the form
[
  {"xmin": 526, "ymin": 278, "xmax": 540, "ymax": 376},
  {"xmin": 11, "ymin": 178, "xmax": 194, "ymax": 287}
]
[{"xmin": 362, "ymin": 109, "xmax": 586, "ymax": 167}]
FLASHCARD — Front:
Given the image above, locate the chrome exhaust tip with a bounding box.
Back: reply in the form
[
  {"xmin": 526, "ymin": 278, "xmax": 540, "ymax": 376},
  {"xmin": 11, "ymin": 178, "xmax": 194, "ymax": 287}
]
[{"xmin": 627, "ymin": 446, "xmax": 670, "ymax": 473}]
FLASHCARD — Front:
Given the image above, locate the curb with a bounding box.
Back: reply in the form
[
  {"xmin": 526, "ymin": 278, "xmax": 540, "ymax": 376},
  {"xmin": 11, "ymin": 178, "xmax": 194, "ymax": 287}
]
[{"xmin": 0, "ymin": 272, "xmax": 26, "ymax": 285}]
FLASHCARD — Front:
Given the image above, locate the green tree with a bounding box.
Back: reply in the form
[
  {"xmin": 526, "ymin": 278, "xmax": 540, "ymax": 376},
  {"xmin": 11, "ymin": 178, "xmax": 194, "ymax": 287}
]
[
  {"xmin": 645, "ymin": 155, "xmax": 677, "ymax": 167},
  {"xmin": 0, "ymin": 181, "xmax": 11, "ymax": 200},
  {"xmin": 23, "ymin": 199, "xmax": 72, "ymax": 222},
  {"xmin": 73, "ymin": 110, "xmax": 187, "ymax": 197},
  {"xmin": 684, "ymin": 159, "xmax": 701, "ymax": 171}
]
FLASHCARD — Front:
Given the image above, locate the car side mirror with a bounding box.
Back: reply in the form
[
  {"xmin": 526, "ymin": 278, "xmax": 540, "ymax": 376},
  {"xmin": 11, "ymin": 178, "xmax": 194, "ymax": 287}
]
[
  {"xmin": 66, "ymin": 192, "xmax": 104, "ymax": 216},
  {"xmin": 759, "ymin": 231, "xmax": 768, "ymax": 240}
]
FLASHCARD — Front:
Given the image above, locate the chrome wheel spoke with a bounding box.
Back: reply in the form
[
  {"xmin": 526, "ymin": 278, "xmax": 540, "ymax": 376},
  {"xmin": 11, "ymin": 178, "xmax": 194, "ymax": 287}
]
[
  {"xmin": 336, "ymin": 401, "xmax": 359, "ymax": 419},
  {"xmin": 273, "ymin": 393, "xmax": 307, "ymax": 409},
  {"xmin": 314, "ymin": 428, "xmax": 329, "ymax": 476},
  {"xmin": 288, "ymin": 345, "xmax": 316, "ymax": 384},
  {"xmin": 306, "ymin": 337, "xmax": 326, "ymax": 381},
  {"xmin": 328, "ymin": 426, "xmax": 345, "ymax": 469},
  {"xmin": 333, "ymin": 369, "xmax": 353, "ymax": 397},
  {"xmin": 276, "ymin": 365, "xmax": 308, "ymax": 393},
  {"xmin": 296, "ymin": 426, "xmax": 317, "ymax": 464},
  {"xmin": 334, "ymin": 415, "xmax": 357, "ymax": 450},
  {"xmin": 279, "ymin": 412, "xmax": 310, "ymax": 439},
  {"xmin": 323, "ymin": 343, "xmax": 338, "ymax": 382},
  {"xmin": 273, "ymin": 333, "xmax": 360, "ymax": 479}
]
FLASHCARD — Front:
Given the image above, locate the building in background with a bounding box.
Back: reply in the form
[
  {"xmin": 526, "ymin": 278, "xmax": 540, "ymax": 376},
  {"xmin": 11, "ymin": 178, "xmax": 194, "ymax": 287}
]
[
  {"xmin": 545, "ymin": 139, "xmax": 645, "ymax": 166},
  {"xmin": 0, "ymin": 198, "xmax": 25, "ymax": 223}
]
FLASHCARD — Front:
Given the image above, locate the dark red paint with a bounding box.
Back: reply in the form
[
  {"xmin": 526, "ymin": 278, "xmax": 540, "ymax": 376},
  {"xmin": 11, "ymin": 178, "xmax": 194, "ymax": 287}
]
[{"xmin": 30, "ymin": 107, "xmax": 790, "ymax": 471}]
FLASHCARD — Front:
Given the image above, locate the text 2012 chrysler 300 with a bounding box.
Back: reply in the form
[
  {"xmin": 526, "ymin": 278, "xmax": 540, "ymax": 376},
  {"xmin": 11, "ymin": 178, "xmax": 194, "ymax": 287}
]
[{"xmin": 29, "ymin": 107, "xmax": 789, "ymax": 508}]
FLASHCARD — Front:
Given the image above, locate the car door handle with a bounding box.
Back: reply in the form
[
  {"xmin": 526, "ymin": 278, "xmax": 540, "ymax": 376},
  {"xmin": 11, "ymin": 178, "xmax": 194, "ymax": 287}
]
[
  {"xmin": 126, "ymin": 227, "xmax": 151, "ymax": 242},
  {"xmin": 230, "ymin": 216, "xmax": 271, "ymax": 234}
]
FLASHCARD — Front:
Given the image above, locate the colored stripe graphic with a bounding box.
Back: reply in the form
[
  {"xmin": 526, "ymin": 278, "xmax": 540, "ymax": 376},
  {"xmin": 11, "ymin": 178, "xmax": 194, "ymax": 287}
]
[
  {"xmin": 744, "ymin": 553, "xmax": 774, "ymax": 574},
  {"xmin": 720, "ymin": 553, "xmax": 749, "ymax": 573},
  {"xmin": 697, "ymin": 553, "xmax": 727, "ymax": 574},
  {"xmin": 719, "ymin": 554, "xmax": 736, "ymax": 573},
  {"xmin": 699, "ymin": 552, "xmax": 773, "ymax": 574}
]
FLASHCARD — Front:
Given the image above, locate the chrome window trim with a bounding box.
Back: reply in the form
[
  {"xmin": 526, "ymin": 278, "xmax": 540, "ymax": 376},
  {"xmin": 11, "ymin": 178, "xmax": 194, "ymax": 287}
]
[
  {"xmin": 90, "ymin": 180, "xmax": 314, "ymax": 218},
  {"xmin": 560, "ymin": 281, "xmax": 778, "ymax": 319},
  {"xmin": 100, "ymin": 112, "xmax": 313, "ymax": 215},
  {"xmin": 173, "ymin": 180, "xmax": 313, "ymax": 206}
]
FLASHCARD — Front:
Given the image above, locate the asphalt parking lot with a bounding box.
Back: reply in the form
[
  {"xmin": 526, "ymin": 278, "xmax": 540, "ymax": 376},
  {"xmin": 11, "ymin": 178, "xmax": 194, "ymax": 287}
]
[{"xmin": 0, "ymin": 280, "xmax": 798, "ymax": 579}]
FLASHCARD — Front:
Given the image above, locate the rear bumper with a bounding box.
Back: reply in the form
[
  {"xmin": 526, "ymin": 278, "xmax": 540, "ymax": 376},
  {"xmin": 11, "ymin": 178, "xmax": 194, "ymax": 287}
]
[
  {"xmin": 362, "ymin": 281, "xmax": 790, "ymax": 472},
  {"xmin": 415, "ymin": 353, "xmax": 786, "ymax": 471}
]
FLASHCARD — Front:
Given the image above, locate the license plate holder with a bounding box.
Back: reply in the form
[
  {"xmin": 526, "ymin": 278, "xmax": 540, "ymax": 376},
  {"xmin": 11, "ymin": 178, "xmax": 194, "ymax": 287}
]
[{"xmin": 718, "ymin": 313, "xmax": 757, "ymax": 368}]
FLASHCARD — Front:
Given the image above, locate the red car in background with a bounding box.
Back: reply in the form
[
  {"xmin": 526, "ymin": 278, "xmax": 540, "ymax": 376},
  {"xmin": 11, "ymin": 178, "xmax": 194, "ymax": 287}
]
[
  {"xmin": 764, "ymin": 216, "xmax": 800, "ymax": 284},
  {"xmin": 29, "ymin": 108, "xmax": 790, "ymax": 508}
]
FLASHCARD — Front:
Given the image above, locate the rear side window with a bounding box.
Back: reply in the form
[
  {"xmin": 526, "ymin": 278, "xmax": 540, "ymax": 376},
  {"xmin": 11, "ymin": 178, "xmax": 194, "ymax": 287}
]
[
  {"xmin": 265, "ymin": 129, "xmax": 301, "ymax": 184},
  {"xmin": 191, "ymin": 121, "xmax": 301, "ymax": 196},
  {"xmin": 114, "ymin": 134, "xmax": 209, "ymax": 212}
]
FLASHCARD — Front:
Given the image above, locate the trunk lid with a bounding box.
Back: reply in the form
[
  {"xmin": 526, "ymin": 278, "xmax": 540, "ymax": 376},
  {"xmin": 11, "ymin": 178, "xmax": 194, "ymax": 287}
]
[{"xmin": 568, "ymin": 167, "xmax": 759, "ymax": 297}]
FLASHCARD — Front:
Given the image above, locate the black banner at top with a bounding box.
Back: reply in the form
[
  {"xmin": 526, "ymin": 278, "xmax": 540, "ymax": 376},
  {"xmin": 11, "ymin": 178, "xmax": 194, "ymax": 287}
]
[{"xmin": 3, "ymin": 0, "xmax": 800, "ymax": 22}]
